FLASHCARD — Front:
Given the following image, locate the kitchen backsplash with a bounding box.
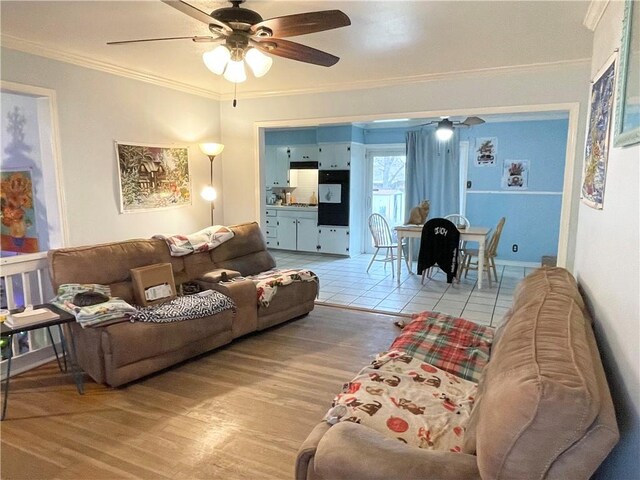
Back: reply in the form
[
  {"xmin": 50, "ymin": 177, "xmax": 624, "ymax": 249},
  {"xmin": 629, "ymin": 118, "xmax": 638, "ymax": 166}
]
[{"xmin": 292, "ymin": 170, "xmax": 318, "ymax": 204}]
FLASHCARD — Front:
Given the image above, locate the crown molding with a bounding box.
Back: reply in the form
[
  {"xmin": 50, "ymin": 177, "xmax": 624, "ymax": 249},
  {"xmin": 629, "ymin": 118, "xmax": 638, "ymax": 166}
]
[
  {"xmin": 2, "ymin": 33, "xmax": 589, "ymax": 104},
  {"xmin": 583, "ymin": 0, "xmax": 610, "ymax": 31},
  {"xmin": 1, "ymin": 34, "xmax": 221, "ymax": 101},
  {"xmin": 220, "ymin": 58, "xmax": 592, "ymax": 101}
]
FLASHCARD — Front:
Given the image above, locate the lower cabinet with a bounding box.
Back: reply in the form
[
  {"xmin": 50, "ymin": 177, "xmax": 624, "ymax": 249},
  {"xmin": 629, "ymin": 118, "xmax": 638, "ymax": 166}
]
[
  {"xmin": 267, "ymin": 209, "xmax": 319, "ymax": 252},
  {"xmin": 318, "ymin": 226, "xmax": 350, "ymax": 255},
  {"xmin": 297, "ymin": 218, "xmax": 320, "ymax": 252}
]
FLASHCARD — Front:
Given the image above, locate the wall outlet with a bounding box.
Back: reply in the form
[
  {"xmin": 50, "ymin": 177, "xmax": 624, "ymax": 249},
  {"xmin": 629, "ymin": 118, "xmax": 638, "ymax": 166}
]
[{"xmin": 512, "ymin": 244, "xmax": 518, "ymax": 253}]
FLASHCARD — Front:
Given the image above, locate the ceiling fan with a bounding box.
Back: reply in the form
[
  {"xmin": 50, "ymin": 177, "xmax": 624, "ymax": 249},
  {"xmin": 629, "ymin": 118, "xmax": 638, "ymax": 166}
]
[
  {"xmin": 420, "ymin": 116, "xmax": 486, "ymax": 141},
  {"xmin": 108, "ymin": 0, "xmax": 351, "ymax": 84}
]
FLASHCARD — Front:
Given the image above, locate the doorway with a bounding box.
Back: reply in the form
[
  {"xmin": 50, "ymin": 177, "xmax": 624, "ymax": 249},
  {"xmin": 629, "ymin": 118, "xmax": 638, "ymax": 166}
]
[{"xmin": 363, "ymin": 146, "xmax": 406, "ymax": 253}]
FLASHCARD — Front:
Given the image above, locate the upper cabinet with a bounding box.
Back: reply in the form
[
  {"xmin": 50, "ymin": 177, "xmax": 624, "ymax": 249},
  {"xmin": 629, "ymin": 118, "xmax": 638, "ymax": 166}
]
[
  {"xmin": 265, "ymin": 146, "xmax": 295, "ymax": 187},
  {"xmin": 289, "ymin": 145, "xmax": 317, "ymax": 163},
  {"xmin": 318, "ymin": 143, "xmax": 353, "ymax": 170}
]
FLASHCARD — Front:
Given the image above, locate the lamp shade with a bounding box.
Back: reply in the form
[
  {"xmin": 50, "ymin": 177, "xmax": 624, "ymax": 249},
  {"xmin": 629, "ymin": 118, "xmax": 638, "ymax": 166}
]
[
  {"xmin": 199, "ymin": 143, "xmax": 225, "ymax": 157},
  {"xmin": 223, "ymin": 59, "xmax": 247, "ymax": 83},
  {"xmin": 203, "ymin": 45, "xmax": 231, "ymax": 75},
  {"xmin": 245, "ymin": 48, "xmax": 273, "ymax": 78},
  {"xmin": 436, "ymin": 119, "xmax": 454, "ymax": 141}
]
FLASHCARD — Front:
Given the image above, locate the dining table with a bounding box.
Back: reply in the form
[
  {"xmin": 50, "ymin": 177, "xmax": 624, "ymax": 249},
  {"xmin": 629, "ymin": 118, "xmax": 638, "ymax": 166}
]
[{"xmin": 394, "ymin": 224, "xmax": 492, "ymax": 288}]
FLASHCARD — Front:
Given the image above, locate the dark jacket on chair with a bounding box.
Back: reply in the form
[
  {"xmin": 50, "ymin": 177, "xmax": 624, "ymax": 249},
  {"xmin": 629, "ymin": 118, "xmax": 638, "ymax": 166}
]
[{"xmin": 417, "ymin": 218, "xmax": 460, "ymax": 283}]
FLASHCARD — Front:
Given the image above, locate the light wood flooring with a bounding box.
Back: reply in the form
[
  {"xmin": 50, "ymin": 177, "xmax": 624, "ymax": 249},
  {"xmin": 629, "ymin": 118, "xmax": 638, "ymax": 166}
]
[{"xmin": 1, "ymin": 305, "xmax": 402, "ymax": 480}]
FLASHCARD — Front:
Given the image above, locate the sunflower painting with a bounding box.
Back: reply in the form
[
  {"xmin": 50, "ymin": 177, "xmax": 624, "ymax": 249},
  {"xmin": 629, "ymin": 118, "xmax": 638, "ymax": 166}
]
[
  {"xmin": 0, "ymin": 170, "xmax": 39, "ymax": 254},
  {"xmin": 116, "ymin": 142, "xmax": 192, "ymax": 213}
]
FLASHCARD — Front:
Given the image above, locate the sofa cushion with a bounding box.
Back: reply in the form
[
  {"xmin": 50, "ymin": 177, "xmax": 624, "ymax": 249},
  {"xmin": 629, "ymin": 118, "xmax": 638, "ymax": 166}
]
[
  {"xmin": 101, "ymin": 312, "xmax": 233, "ymax": 368},
  {"xmin": 210, "ymin": 222, "xmax": 276, "ymax": 273},
  {"xmin": 473, "ymin": 276, "xmax": 602, "ymax": 479},
  {"xmin": 48, "ymin": 239, "xmax": 175, "ymax": 303}
]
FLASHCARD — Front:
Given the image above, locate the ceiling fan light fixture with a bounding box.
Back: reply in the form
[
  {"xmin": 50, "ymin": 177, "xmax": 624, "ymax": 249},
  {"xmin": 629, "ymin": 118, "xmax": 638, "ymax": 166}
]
[
  {"xmin": 245, "ymin": 47, "xmax": 273, "ymax": 77},
  {"xmin": 223, "ymin": 58, "xmax": 247, "ymax": 83},
  {"xmin": 203, "ymin": 45, "xmax": 231, "ymax": 75},
  {"xmin": 436, "ymin": 119, "xmax": 454, "ymax": 141}
]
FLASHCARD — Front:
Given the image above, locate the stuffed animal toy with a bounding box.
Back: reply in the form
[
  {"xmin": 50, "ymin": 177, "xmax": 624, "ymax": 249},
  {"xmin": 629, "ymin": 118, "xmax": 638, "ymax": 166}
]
[{"xmin": 407, "ymin": 200, "xmax": 430, "ymax": 225}]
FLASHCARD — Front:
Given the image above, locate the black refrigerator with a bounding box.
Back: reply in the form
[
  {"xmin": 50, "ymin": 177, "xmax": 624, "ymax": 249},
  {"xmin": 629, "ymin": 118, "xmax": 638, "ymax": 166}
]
[{"xmin": 318, "ymin": 170, "xmax": 350, "ymax": 226}]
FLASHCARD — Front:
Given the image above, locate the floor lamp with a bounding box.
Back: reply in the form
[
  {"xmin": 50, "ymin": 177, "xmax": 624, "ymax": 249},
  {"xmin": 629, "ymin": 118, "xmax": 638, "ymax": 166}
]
[{"xmin": 199, "ymin": 142, "xmax": 225, "ymax": 225}]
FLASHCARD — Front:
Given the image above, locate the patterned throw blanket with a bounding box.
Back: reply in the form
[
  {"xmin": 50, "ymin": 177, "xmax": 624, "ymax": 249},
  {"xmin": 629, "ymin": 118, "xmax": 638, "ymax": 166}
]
[
  {"xmin": 129, "ymin": 290, "xmax": 235, "ymax": 323},
  {"xmin": 153, "ymin": 225, "xmax": 234, "ymax": 257},
  {"xmin": 390, "ymin": 311, "xmax": 494, "ymax": 383},
  {"xmin": 325, "ymin": 351, "xmax": 477, "ymax": 453},
  {"xmin": 52, "ymin": 284, "xmax": 138, "ymax": 328},
  {"xmin": 247, "ymin": 269, "xmax": 318, "ymax": 307}
]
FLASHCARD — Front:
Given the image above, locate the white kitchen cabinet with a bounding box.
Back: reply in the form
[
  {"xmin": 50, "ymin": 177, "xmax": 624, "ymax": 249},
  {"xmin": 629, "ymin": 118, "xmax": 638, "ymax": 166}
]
[
  {"xmin": 265, "ymin": 146, "xmax": 294, "ymax": 187},
  {"xmin": 318, "ymin": 226, "xmax": 350, "ymax": 255},
  {"xmin": 289, "ymin": 145, "xmax": 318, "ymax": 163},
  {"xmin": 266, "ymin": 208, "xmax": 318, "ymax": 252},
  {"xmin": 318, "ymin": 143, "xmax": 353, "ymax": 170},
  {"xmin": 276, "ymin": 215, "xmax": 298, "ymax": 250},
  {"xmin": 297, "ymin": 218, "xmax": 320, "ymax": 252}
]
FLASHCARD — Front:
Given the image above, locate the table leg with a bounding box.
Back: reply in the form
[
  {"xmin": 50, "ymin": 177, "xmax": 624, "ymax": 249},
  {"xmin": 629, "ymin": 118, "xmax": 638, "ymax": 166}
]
[
  {"xmin": 46, "ymin": 326, "xmax": 67, "ymax": 373},
  {"xmin": 408, "ymin": 239, "xmax": 413, "ymax": 274},
  {"xmin": 478, "ymin": 237, "xmax": 486, "ymax": 289},
  {"xmin": 61, "ymin": 325, "xmax": 84, "ymax": 395},
  {"xmin": 1, "ymin": 334, "xmax": 13, "ymax": 421},
  {"xmin": 396, "ymin": 235, "xmax": 402, "ymax": 283}
]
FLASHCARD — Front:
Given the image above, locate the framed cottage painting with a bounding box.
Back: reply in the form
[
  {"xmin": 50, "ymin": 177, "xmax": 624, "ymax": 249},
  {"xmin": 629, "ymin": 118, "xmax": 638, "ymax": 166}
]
[
  {"xmin": 581, "ymin": 54, "xmax": 617, "ymax": 209},
  {"xmin": 116, "ymin": 142, "xmax": 191, "ymax": 213}
]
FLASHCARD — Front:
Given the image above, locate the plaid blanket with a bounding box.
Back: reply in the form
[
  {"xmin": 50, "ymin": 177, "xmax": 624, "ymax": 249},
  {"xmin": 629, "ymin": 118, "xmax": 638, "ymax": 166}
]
[
  {"xmin": 247, "ymin": 269, "xmax": 318, "ymax": 307},
  {"xmin": 389, "ymin": 311, "xmax": 494, "ymax": 383}
]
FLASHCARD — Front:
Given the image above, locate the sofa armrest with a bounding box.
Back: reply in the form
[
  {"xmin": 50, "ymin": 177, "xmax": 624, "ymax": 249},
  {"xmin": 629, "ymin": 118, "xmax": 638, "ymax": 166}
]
[
  {"xmin": 202, "ymin": 279, "xmax": 258, "ymax": 338},
  {"xmin": 314, "ymin": 422, "xmax": 480, "ymax": 480},
  {"xmin": 295, "ymin": 422, "xmax": 331, "ymax": 480}
]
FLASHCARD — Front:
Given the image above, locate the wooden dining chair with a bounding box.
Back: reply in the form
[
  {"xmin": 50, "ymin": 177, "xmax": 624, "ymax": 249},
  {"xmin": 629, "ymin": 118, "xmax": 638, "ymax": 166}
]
[
  {"xmin": 367, "ymin": 213, "xmax": 409, "ymax": 277},
  {"xmin": 460, "ymin": 217, "xmax": 506, "ymax": 288}
]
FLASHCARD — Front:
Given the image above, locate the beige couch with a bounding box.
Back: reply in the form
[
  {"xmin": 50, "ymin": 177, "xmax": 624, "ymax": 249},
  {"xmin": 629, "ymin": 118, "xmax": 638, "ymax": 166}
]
[
  {"xmin": 48, "ymin": 222, "xmax": 318, "ymax": 387},
  {"xmin": 296, "ymin": 267, "xmax": 619, "ymax": 479}
]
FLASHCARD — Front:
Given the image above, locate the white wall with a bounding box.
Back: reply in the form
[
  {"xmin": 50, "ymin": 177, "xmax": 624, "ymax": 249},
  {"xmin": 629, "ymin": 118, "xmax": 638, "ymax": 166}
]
[
  {"xmin": 1, "ymin": 47, "xmax": 223, "ymax": 247},
  {"xmin": 220, "ymin": 62, "xmax": 590, "ymax": 268},
  {"xmin": 574, "ymin": 2, "xmax": 640, "ymax": 478}
]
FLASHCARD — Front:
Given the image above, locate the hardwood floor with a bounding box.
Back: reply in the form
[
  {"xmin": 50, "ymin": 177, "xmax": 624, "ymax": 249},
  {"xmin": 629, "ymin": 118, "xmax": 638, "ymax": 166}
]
[{"xmin": 1, "ymin": 305, "xmax": 402, "ymax": 480}]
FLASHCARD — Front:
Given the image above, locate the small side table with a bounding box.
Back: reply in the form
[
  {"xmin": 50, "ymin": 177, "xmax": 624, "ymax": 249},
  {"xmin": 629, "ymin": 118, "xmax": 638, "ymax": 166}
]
[{"xmin": 1, "ymin": 303, "xmax": 84, "ymax": 420}]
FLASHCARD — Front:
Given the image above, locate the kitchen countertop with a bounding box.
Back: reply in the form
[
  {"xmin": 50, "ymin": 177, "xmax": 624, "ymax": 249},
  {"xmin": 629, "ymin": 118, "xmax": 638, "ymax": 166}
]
[{"xmin": 265, "ymin": 204, "xmax": 318, "ymax": 211}]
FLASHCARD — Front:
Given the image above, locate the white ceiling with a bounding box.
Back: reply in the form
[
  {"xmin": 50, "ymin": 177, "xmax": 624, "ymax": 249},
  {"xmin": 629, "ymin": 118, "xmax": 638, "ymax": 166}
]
[{"xmin": 1, "ymin": 1, "xmax": 593, "ymax": 99}]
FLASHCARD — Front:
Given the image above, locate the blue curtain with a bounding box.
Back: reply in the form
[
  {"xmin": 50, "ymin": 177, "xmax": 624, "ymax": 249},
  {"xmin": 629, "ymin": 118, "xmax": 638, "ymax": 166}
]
[{"xmin": 405, "ymin": 128, "xmax": 460, "ymax": 221}]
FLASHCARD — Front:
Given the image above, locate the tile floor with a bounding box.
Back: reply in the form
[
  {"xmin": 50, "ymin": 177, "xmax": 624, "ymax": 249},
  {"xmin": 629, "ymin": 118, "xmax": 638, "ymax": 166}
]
[{"xmin": 272, "ymin": 250, "xmax": 537, "ymax": 327}]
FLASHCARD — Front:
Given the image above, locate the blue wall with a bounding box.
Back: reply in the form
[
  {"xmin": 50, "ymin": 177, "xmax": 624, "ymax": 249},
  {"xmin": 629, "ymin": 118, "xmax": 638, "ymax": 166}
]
[
  {"xmin": 264, "ymin": 118, "xmax": 569, "ymax": 264},
  {"xmin": 461, "ymin": 119, "xmax": 568, "ymax": 262}
]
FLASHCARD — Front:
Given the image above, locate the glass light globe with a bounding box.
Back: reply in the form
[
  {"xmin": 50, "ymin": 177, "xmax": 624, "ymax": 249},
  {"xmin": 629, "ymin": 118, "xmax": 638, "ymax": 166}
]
[
  {"xmin": 199, "ymin": 143, "xmax": 224, "ymax": 157},
  {"xmin": 203, "ymin": 45, "xmax": 230, "ymax": 75},
  {"xmin": 436, "ymin": 127, "xmax": 454, "ymax": 141},
  {"xmin": 201, "ymin": 185, "xmax": 217, "ymax": 201},
  {"xmin": 245, "ymin": 48, "xmax": 273, "ymax": 78},
  {"xmin": 223, "ymin": 59, "xmax": 247, "ymax": 83}
]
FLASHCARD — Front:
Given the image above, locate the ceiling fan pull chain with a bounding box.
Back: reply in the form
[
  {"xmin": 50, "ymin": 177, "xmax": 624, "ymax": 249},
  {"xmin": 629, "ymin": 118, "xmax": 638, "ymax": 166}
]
[{"xmin": 233, "ymin": 83, "xmax": 237, "ymax": 108}]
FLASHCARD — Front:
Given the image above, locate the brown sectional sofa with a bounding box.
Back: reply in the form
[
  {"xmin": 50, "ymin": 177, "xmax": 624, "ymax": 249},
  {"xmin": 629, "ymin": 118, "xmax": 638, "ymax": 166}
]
[
  {"xmin": 47, "ymin": 222, "xmax": 317, "ymax": 387},
  {"xmin": 296, "ymin": 267, "xmax": 619, "ymax": 479}
]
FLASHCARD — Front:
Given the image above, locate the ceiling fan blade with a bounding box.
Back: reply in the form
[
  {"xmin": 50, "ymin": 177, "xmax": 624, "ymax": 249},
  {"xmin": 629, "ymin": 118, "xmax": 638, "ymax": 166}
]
[
  {"xmin": 461, "ymin": 116, "xmax": 486, "ymax": 126},
  {"xmin": 250, "ymin": 10, "xmax": 351, "ymax": 38},
  {"xmin": 161, "ymin": 0, "xmax": 232, "ymax": 34},
  {"xmin": 107, "ymin": 36, "xmax": 220, "ymax": 45},
  {"xmin": 251, "ymin": 38, "xmax": 339, "ymax": 67}
]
